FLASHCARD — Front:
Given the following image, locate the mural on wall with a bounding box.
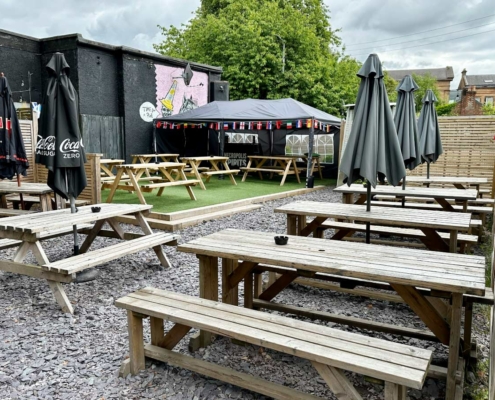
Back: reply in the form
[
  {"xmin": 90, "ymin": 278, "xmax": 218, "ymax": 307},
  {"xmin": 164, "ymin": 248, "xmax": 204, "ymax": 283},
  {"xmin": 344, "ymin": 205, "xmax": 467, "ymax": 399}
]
[{"xmin": 155, "ymin": 65, "xmax": 208, "ymax": 118}]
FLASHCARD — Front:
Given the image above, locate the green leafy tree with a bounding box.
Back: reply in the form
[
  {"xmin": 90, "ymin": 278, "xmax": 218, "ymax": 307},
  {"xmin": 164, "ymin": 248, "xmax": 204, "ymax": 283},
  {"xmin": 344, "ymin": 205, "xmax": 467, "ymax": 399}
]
[
  {"xmin": 411, "ymin": 73, "xmax": 443, "ymax": 112},
  {"xmin": 482, "ymin": 103, "xmax": 495, "ymax": 115},
  {"xmin": 154, "ymin": 0, "xmax": 360, "ymax": 116}
]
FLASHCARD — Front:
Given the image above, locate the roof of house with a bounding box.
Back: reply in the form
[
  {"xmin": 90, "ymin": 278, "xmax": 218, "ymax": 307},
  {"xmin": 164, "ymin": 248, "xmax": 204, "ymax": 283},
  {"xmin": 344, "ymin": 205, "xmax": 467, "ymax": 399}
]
[
  {"xmin": 464, "ymin": 74, "xmax": 495, "ymax": 87},
  {"xmin": 385, "ymin": 67, "xmax": 454, "ymax": 81}
]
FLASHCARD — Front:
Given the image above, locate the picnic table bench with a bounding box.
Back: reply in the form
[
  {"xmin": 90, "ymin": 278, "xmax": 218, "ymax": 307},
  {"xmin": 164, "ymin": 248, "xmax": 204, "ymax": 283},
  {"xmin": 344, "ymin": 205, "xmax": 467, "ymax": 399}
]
[
  {"xmin": 178, "ymin": 228, "xmax": 486, "ymax": 399},
  {"xmin": 106, "ymin": 162, "xmax": 199, "ymax": 204},
  {"xmin": 334, "ymin": 184, "xmax": 478, "ymax": 212},
  {"xmin": 116, "ymin": 287, "xmax": 432, "ymax": 399},
  {"xmin": 275, "ymin": 201, "xmax": 473, "ymax": 253},
  {"xmin": 0, "ymin": 182, "xmax": 56, "ymax": 211},
  {"xmin": 181, "ymin": 156, "xmax": 239, "ymax": 190},
  {"xmin": 241, "ymin": 155, "xmax": 303, "ymax": 185},
  {"xmin": 0, "ymin": 204, "xmax": 178, "ymax": 314},
  {"xmin": 404, "ymin": 176, "xmax": 488, "ymax": 191}
]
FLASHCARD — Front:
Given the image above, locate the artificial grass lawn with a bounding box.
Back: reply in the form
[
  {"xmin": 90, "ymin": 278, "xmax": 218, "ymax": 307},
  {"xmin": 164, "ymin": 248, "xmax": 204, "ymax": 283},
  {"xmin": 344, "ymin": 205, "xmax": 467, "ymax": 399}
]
[{"xmin": 103, "ymin": 176, "xmax": 335, "ymax": 214}]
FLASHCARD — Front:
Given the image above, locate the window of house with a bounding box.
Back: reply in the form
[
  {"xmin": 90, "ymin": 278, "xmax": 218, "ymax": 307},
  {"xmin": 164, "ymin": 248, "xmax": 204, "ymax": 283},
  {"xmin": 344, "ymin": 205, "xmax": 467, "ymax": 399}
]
[
  {"xmin": 286, "ymin": 134, "xmax": 334, "ymax": 164},
  {"xmin": 485, "ymin": 97, "xmax": 494, "ymax": 105},
  {"xmin": 475, "ymin": 97, "xmax": 481, "ymax": 102}
]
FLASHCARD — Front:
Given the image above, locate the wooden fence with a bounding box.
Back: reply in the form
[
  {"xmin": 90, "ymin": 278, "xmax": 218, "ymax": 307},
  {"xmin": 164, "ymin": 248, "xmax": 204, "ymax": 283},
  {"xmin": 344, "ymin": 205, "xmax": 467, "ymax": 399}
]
[
  {"xmin": 407, "ymin": 115, "xmax": 495, "ymax": 195},
  {"xmin": 18, "ymin": 120, "xmax": 102, "ymax": 204}
]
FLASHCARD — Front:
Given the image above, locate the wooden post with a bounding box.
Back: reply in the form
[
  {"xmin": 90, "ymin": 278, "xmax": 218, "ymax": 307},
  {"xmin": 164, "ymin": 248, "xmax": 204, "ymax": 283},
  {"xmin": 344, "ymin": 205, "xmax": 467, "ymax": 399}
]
[
  {"xmin": 446, "ymin": 293, "xmax": 463, "ymax": 400},
  {"xmin": 127, "ymin": 310, "xmax": 145, "ymax": 375}
]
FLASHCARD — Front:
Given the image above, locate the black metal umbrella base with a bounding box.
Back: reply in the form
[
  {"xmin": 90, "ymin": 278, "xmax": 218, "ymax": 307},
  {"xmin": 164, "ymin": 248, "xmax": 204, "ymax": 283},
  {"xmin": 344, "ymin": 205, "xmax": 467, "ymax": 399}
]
[{"xmin": 74, "ymin": 269, "xmax": 99, "ymax": 283}]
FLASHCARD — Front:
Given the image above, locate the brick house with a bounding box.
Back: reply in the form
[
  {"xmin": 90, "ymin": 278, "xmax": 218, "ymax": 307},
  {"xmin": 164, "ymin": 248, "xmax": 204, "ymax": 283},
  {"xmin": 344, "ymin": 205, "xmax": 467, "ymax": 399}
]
[
  {"xmin": 386, "ymin": 67, "xmax": 454, "ymax": 103},
  {"xmin": 458, "ymin": 69, "xmax": 495, "ymax": 106}
]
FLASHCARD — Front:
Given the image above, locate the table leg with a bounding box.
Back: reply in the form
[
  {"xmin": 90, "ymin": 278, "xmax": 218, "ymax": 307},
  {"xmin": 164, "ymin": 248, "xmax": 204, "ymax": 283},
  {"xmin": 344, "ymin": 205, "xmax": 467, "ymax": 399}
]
[
  {"xmin": 128, "ymin": 169, "xmax": 147, "ymax": 205},
  {"xmin": 453, "ymin": 184, "xmax": 466, "ymax": 190},
  {"xmin": 189, "ymin": 255, "xmax": 218, "ymax": 350},
  {"xmin": 223, "ymin": 161, "xmax": 237, "ymax": 185},
  {"xmin": 317, "ymin": 158, "xmax": 323, "ymax": 180},
  {"xmin": 449, "ymin": 230, "xmax": 458, "ymax": 253},
  {"xmin": 446, "ymin": 293, "xmax": 462, "ymax": 400},
  {"xmin": 39, "ymin": 194, "xmax": 53, "ymax": 212},
  {"xmin": 134, "ymin": 212, "xmax": 171, "ymax": 268},
  {"xmin": 242, "ymin": 159, "xmax": 252, "ymax": 182},
  {"xmin": 140, "ymin": 156, "xmax": 151, "ymax": 178},
  {"xmin": 419, "ymin": 227, "xmax": 450, "ymax": 253},
  {"xmin": 287, "ymin": 214, "xmax": 297, "ymax": 235},
  {"xmin": 178, "ymin": 167, "xmax": 197, "ymax": 201},
  {"xmin": 190, "ymin": 161, "xmax": 206, "ymax": 190},
  {"xmin": 222, "ymin": 258, "xmax": 238, "ymax": 305},
  {"xmin": 436, "ymin": 197, "xmax": 456, "ymax": 212},
  {"xmin": 463, "ymin": 301, "xmax": 473, "ymax": 359},
  {"xmin": 80, "ymin": 219, "xmax": 106, "ymax": 253},
  {"xmin": 127, "ymin": 310, "xmax": 146, "ymax": 374},
  {"xmin": 106, "ymin": 167, "xmax": 125, "ymax": 203},
  {"xmin": 292, "ymin": 160, "xmax": 301, "ymax": 184},
  {"xmin": 280, "ymin": 159, "xmax": 292, "ymax": 186}
]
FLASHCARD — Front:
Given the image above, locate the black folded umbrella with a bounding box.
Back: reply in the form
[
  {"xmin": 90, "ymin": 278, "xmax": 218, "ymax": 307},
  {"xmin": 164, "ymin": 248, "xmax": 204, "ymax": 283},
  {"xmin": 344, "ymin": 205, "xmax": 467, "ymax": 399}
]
[
  {"xmin": 35, "ymin": 53, "xmax": 87, "ymax": 255},
  {"xmin": 394, "ymin": 74, "xmax": 422, "ymax": 196},
  {"xmin": 0, "ymin": 74, "xmax": 29, "ymax": 194},
  {"xmin": 418, "ymin": 89, "xmax": 443, "ymax": 179},
  {"xmin": 339, "ymin": 54, "xmax": 406, "ymax": 243}
]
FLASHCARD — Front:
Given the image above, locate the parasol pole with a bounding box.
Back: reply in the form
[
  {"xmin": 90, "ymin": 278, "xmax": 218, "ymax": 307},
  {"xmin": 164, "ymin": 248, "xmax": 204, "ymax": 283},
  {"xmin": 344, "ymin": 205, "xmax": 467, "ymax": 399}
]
[
  {"xmin": 306, "ymin": 118, "xmax": 315, "ymax": 188},
  {"xmin": 401, "ymin": 172, "xmax": 406, "ymax": 207},
  {"xmin": 16, "ymin": 174, "xmax": 25, "ymax": 210},
  {"xmin": 65, "ymin": 170, "xmax": 79, "ymax": 255},
  {"xmin": 427, "ymin": 161, "xmax": 430, "ymax": 179},
  {"xmin": 366, "ymin": 179, "xmax": 371, "ymax": 244}
]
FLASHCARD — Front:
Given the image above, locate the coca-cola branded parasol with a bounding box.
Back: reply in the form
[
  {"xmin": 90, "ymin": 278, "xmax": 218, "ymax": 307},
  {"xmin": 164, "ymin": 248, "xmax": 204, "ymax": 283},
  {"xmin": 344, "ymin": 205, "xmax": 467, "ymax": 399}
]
[{"xmin": 36, "ymin": 53, "xmax": 87, "ymax": 255}]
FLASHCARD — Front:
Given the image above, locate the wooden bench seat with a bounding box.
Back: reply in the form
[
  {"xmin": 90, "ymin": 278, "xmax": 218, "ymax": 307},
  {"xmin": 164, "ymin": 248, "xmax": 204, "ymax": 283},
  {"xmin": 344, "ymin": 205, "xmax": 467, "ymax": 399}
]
[
  {"xmin": 42, "ymin": 233, "xmax": 178, "ymax": 275},
  {"xmin": 375, "ymin": 194, "xmax": 494, "ymax": 206},
  {"xmin": 317, "ymin": 221, "xmax": 478, "ymax": 244},
  {"xmin": 240, "ymin": 167, "xmax": 293, "ymax": 174},
  {"xmin": 201, "ymin": 169, "xmax": 240, "ymax": 176},
  {"xmin": 0, "ymin": 223, "xmax": 94, "ymax": 251},
  {"xmin": 370, "ymin": 200, "xmax": 493, "ymax": 214},
  {"xmin": 142, "ymin": 180, "xmax": 200, "ymax": 190},
  {"xmin": 6, "ymin": 195, "xmax": 90, "ymax": 210},
  {"xmin": 116, "ymin": 287, "xmax": 432, "ymax": 399},
  {"xmin": 0, "ymin": 208, "xmax": 35, "ymax": 217}
]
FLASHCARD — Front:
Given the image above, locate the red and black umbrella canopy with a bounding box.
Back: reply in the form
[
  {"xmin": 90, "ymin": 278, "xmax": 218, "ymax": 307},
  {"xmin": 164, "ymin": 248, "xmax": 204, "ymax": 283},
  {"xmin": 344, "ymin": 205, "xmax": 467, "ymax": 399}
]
[{"xmin": 0, "ymin": 74, "xmax": 29, "ymax": 180}]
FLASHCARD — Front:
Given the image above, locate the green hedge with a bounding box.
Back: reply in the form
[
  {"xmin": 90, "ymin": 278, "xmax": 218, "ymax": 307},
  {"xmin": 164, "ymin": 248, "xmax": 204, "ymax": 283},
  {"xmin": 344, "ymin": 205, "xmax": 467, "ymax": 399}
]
[{"xmin": 436, "ymin": 102, "xmax": 457, "ymax": 116}]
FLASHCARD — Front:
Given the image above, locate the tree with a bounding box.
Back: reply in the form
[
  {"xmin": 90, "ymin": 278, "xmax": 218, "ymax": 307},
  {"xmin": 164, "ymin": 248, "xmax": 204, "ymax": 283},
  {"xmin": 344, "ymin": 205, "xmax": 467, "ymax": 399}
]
[
  {"xmin": 154, "ymin": 0, "xmax": 361, "ymax": 116},
  {"xmin": 411, "ymin": 73, "xmax": 443, "ymax": 112}
]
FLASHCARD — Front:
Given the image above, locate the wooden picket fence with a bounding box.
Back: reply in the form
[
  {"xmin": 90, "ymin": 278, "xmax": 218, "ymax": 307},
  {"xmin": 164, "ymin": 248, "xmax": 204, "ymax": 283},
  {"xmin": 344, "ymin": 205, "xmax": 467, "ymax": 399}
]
[{"xmin": 408, "ymin": 115, "xmax": 495, "ymax": 196}]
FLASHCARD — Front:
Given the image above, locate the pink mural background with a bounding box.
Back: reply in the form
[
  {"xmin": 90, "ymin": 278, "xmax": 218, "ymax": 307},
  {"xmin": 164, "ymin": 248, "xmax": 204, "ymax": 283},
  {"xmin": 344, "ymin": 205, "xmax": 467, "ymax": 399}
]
[{"xmin": 155, "ymin": 64, "xmax": 208, "ymax": 118}]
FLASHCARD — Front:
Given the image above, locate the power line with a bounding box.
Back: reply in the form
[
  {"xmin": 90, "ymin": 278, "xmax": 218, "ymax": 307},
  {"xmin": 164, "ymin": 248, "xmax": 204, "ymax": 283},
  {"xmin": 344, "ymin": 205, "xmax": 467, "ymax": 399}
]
[
  {"xmin": 346, "ymin": 13, "xmax": 495, "ymax": 46},
  {"xmin": 348, "ymin": 21, "xmax": 495, "ymax": 52},
  {"xmin": 349, "ymin": 28, "xmax": 495, "ymax": 57}
]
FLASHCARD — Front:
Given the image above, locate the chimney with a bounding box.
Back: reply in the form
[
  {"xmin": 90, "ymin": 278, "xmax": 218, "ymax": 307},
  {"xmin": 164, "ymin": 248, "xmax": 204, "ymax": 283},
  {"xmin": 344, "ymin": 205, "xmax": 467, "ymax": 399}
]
[{"xmin": 458, "ymin": 68, "xmax": 468, "ymax": 90}]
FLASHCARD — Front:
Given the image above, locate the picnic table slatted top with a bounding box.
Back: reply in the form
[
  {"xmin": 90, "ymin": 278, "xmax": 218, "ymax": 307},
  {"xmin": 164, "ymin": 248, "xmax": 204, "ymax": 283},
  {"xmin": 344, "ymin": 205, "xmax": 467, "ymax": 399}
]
[
  {"xmin": 248, "ymin": 155, "xmax": 317, "ymax": 160},
  {"xmin": 178, "ymin": 229, "xmax": 486, "ymax": 295},
  {"xmin": 118, "ymin": 162, "xmax": 187, "ymax": 170},
  {"xmin": 181, "ymin": 156, "xmax": 228, "ymax": 161},
  {"xmin": 0, "ymin": 182, "xmax": 53, "ymax": 195},
  {"xmin": 0, "ymin": 203, "xmax": 151, "ymax": 234},
  {"xmin": 405, "ymin": 176, "xmax": 488, "ymax": 185},
  {"xmin": 132, "ymin": 153, "xmax": 180, "ymax": 158},
  {"xmin": 274, "ymin": 201, "xmax": 472, "ymax": 230},
  {"xmin": 101, "ymin": 159, "xmax": 125, "ymax": 164},
  {"xmin": 334, "ymin": 184, "xmax": 478, "ymax": 201}
]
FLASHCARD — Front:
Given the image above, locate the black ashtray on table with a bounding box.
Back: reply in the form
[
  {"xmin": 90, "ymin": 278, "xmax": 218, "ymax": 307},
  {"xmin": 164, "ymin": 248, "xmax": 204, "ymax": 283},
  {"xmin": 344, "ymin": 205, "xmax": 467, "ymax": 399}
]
[
  {"xmin": 274, "ymin": 236, "xmax": 289, "ymax": 245},
  {"xmin": 91, "ymin": 206, "xmax": 101, "ymax": 213}
]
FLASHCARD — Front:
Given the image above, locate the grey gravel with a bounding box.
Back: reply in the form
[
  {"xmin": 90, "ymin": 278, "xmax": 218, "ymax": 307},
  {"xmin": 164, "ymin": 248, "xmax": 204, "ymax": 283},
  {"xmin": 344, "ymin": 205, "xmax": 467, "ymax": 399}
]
[{"xmin": 0, "ymin": 186, "xmax": 490, "ymax": 399}]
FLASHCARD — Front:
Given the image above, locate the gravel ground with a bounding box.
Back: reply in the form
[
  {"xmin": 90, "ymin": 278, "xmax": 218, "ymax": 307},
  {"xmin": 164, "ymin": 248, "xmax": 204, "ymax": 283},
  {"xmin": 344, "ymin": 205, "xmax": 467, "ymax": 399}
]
[{"xmin": 0, "ymin": 186, "xmax": 490, "ymax": 400}]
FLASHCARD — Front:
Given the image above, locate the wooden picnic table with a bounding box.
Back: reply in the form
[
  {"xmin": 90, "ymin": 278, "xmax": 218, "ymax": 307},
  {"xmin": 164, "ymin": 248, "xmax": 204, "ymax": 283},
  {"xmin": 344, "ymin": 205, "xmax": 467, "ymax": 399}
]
[
  {"xmin": 241, "ymin": 154, "xmax": 322, "ymax": 186},
  {"xmin": 106, "ymin": 162, "xmax": 199, "ymax": 205},
  {"xmin": 405, "ymin": 176, "xmax": 488, "ymax": 191},
  {"xmin": 180, "ymin": 156, "xmax": 239, "ymax": 190},
  {"xmin": 131, "ymin": 153, "xmax": 180, "ymax": 164},
  {"xmin": 178, "ymin": 228, "xmax": 486, "ymax": 400},
  {"xmin": 334, "ymin": 183, "xmax": 478, "ymax": 212},
  {"xmin": 0, "ymin": 203, "xmax": 178, "ymax": 314},
  {"xmin": 274, "ymin": 201, "xmax": 472, "ymax": 253},
  {"xmin": 0, "ymin": 182, "xmax": 55, "ymax": 211}
]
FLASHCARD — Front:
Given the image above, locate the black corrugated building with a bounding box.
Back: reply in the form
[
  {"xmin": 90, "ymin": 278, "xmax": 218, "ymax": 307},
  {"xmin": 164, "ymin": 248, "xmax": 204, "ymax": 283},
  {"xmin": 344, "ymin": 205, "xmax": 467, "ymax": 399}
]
[{"xmin": 0, "ymin": 29, "xmax": 223, "ymax": 161}]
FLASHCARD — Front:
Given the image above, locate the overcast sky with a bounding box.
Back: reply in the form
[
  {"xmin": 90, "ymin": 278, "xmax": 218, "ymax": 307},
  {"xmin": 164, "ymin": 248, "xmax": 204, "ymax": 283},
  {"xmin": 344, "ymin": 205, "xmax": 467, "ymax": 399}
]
[{"xmin": 2, "ymin": 0, "xmax": 494, "ymax": 88}]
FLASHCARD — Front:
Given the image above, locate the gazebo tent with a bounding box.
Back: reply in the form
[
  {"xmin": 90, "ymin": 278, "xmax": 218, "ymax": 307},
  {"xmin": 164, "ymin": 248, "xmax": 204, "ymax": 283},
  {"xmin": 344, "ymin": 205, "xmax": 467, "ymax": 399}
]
[{"xmin": 154, "ymin": 98, "xmax": 341, "ymax": 178}]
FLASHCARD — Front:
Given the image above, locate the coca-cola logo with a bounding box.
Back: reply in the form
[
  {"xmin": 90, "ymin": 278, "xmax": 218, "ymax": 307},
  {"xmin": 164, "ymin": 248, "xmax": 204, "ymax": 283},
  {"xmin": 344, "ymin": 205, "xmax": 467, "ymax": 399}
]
[
  {"xmin": 36, "ymin": 135, "xmax": 56, "ymax": 151},
  {"xmin": 60, "ymin": 138, "xmax": 82, "ymax": 153}
]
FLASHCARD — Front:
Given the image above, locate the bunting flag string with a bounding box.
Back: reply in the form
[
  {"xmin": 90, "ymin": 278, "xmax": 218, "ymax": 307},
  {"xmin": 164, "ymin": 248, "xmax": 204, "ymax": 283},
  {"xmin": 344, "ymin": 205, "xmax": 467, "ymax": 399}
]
[{"xmin": 157, "ymin": 119, "xmax": 336, "ymax": 131}]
